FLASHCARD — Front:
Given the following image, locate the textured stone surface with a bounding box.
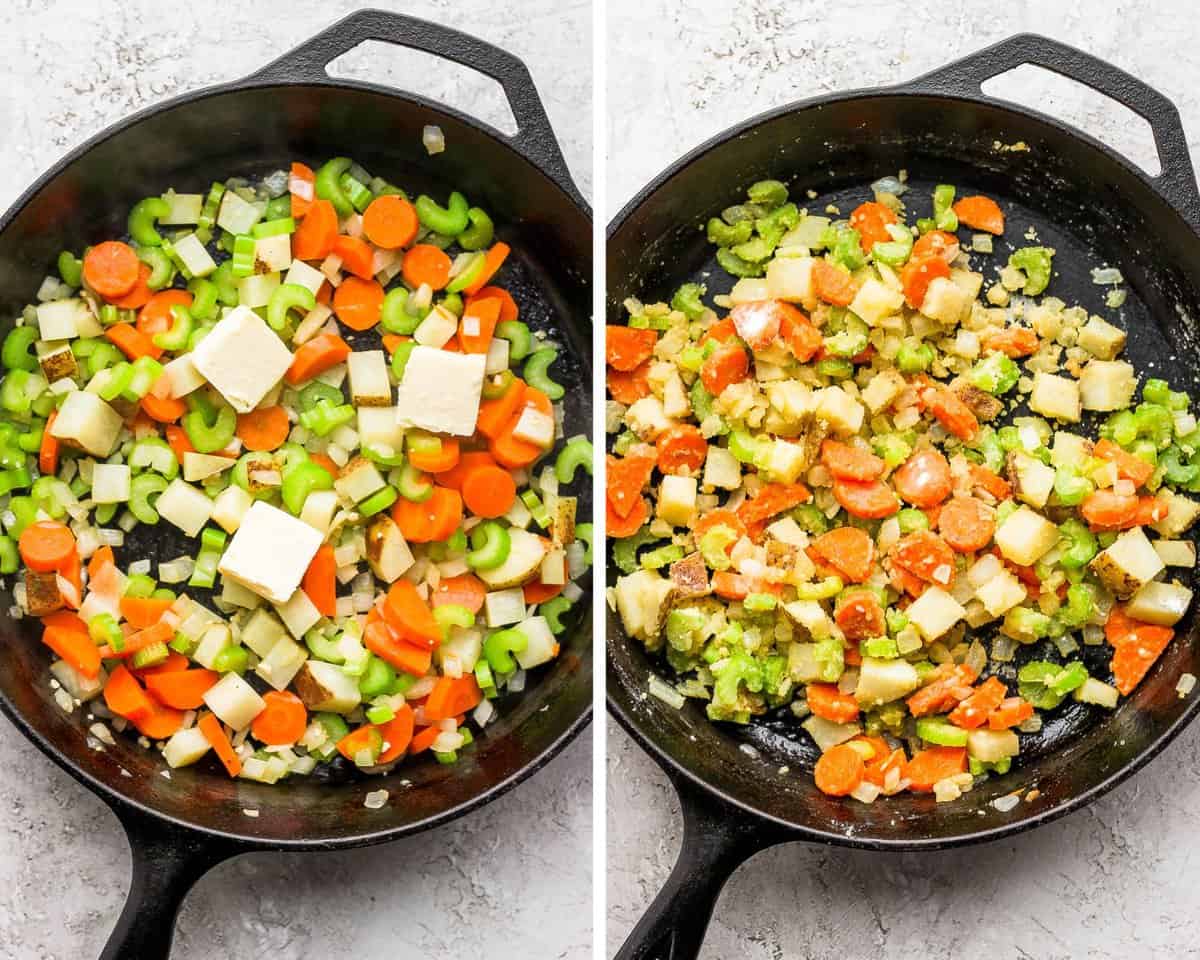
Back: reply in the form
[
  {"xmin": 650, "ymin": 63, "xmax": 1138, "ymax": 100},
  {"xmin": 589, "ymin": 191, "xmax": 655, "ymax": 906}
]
[
  {"xmin": 607, "ymin": 2, "xmax": 1200, "ymax": 958},
  {"xmin": 0, "ymin": 2, "xmax": 590, "ymax": 957}
]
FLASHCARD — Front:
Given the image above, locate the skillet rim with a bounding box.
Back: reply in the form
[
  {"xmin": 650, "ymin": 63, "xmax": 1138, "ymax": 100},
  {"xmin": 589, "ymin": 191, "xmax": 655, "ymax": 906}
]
[{"xmin": 605, "ymin": 80, "xmax": 1200, "ymax": 850}]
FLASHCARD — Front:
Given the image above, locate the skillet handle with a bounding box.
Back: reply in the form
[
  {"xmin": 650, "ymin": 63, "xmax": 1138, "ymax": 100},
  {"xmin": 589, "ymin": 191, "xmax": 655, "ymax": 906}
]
[
  {"xmin": 908, "ymin": 33, "xmax": 1200, "ymax": 225},
  {"xmin": 613, "ymin": 776, "xmax": 782, "ymax": 960},
  {"xmin": 98, "ymin": 804, "xmax": 242, "ymax": 960},
  {"xmin": 246, "ymin": 8, "xmax": 581, "ymax": 204}
]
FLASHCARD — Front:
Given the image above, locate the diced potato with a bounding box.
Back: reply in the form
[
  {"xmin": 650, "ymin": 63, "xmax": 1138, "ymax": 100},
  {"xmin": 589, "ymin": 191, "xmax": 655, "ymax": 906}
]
[
  {"xmin": 163, "ymin": 727, "xmax": 212, "ymax": 769},
  {"xmin": 347, "ymin": 350, "xmax": 391, "ymax": 407},
  {"xmin": 1153, "ymin": 539, "xmax": 1196, "ymax": 567},
  {"xmin": 1077, "ymin": 316, "xmax": 1126, "ymax": 359},
  {"xmin": 365, "ymin": 516, "xmax": 414, "ymax": 583},
  {"xmin": 994, "ymin": 506, "xmax": 1060, "ymax": 566},
  {"xmin": 211, "ymin": 484, "xmax": 254, "ymax": 534},
  {"xmin": 920, "ymin": 276, "xmax": 971, "ymax": 324},
  {"xmin": 551, "ymin": 496, "xmax": 577, "ymax": 546},
  {"xmin": 950, "ymin": 268, "xmax": 984, "ymax": 302},
  {"xmin": 239, "ymin": 608, "xmax": 287, "ymax": 657},
  {"xmin": 975, "ymin": 569, "xmax": 1027, "ymax": 618},
  {"xmin": 254, "ymin": 636, "xmax": 308, "ymax": 692},
  {"xmin": 37, "ymin": 299, "xmax": 88, "ymax": 341},
  {"xmin": 357, "ymin": 406, "xmax": 404, "ymax": 452},
  {"xmin": 703, "ymin": 446, "xmax": 742, "ymax": 490},
  {"xmin": 540, "ymin": 547, "xmax": 567, "ymax": 585},
  {"xmin": 614, "ymin": 569, "xmax": 673, "ymax": 645},
  {"xmin": 50, "ymin": 391, "xmax": 123, "ymax": 457},
  {"xmin": 1151, "ymin": 489, "xmax": 1200, "ymax": 538},
  {"xmin": 50, "ymin": 659, "xmax": 105, "ymax": 702},
  {"xmin": 766, "ymin": 516, "xmax": 806, "ymax": 548},
  {"xmin": 657, "ymin": 475, "xmax": 698, "ymax": 527},
  {"xmin": 300, "ymin": 489, "xmax": 340, "ymax": 536},
  {"xmin": 253, "ymin": 234, "xmax": 291, "ymax": 274},
  {"xmin": 1090, "ymin": 526, "xmax": 1165, "ymax": 599},
  {"xmin": 848, "ymin": 277, "xmax": 904, "ymax": 326},
  {"xmin": 514, "ymin": 615, "xmax": 558, "ymax": 669},
  {"xmin": 662, "ymin": 369, "xmax": 690, "ymax": 420},
  {"xmin": 183, "ymin": 452, "xmax": 235, "ymax": 483},
  {"xmin": 1051, "ymin": 432, "xmax": 1091, "ymax": 469},
  {"xmin": 1079, "ymin": 360, "xmax": 1135, "ymax": 411},
  {"xmin": 155, "ymin": 478, "xmax": 214, "ymax": 538},
  {"xmin": 1028, "ymin": 372, "xmax": 1081, "ymax": 423},
  {"xmin": 728, "ymin": 279, "xmax": 770, "ymax": 304},
  {"xmin": 437, "ymin": 627, "xmax": 482, "ymax": 673},
  {"xmin": 274, "ymin": 589, "xmax": 322, "ymax": 638},
  {"xmin": 202, "ymin": 672, "xmax": 266, "ymax": 731},
  {"xmin": 1074, "ymin": 677, "xmax": 1119, "ymax": 708},
  {"xmin": 475, "ymin": 528, "xmax": 547, "ymax": 589},
  {"xmin": 484, "ymin": 588, "xmax": 527, "ymax": 628},
  {"xmin": 782, "ymin": 600, "xmax": 833, "ymax": 640},
  {"xmin": 764, "ymin": 439, "xmax": 807, "ymax": 484},
  {"xmin": 814, "ymin": 385, "xmax": 864, "ymax": 436},
  {"xmin": 802, "ymin": 714, "xmax": 862, "ymax": 752},
  {"xmin": 191, "ymin": 623, "xmax": 232, "ymax": 670},
  {"xmin": 413, "ymin": 305, "xmax": 458, "ymax": 348},
  {"xmin": 854, "ymin": 657, "xmax": 920, "ymax": 706},
  {"xmin": 861, "ymin": 369, "xmax": 905, "ymax": 413},
  {"xmin": 38, "ymin": 344, "xmax": 77, "ymax": 383},
  {"xmin": 765, "ymin": 256, "xmax": 816, "ymax": 310},
  {"xmin": 176, "ymin": 233, "xmax": 218, "ymax": 277},
  {"xmin": 1125, "ymin": 581, "xmax": 1193, "ymax": 626},
  {"xmin": 906, "ymin": 587, "xmax": 966, "ymax": 641},
  {"xmin": 293, "ymin": 660, "xmax": 361, "ymax": 714},
  {"xmin": 335, "ymin": 457, "xmax": 386, "ymax": 504},
  {"xmin": 966, "ymin": 728, "xmax": 1019, "ymax": 762},
  {"xmin": 91, "ymin": 463, "xmax": 131, "ymax": 504},
  {"xmin": 625, "ymin": 396, "xmax": 673, "ymax": 439},
  {"xmin": 1008, "ymin": 451, "xmax": 1055, "ymax": 509}
]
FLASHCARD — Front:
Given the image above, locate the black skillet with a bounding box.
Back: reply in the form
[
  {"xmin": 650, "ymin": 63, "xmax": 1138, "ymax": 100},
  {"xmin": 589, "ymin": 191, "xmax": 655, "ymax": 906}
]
[
  {"xmin": 0, "ymin": 10, "xmax": 592, "ymax": 958},
  {"xmin": 608, "ymin": 34, "xmax": 1200, "ymax": 960}
]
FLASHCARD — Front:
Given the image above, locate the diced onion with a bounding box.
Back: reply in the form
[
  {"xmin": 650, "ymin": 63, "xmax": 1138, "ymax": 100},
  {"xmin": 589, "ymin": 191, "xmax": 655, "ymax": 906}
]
[
  {"xmin": 158, "ymin": 556, "xmax": 195, "ymax": 584},
  {"xmin": 870, "ymin": 175, "xmax": 907, "ymax": 196},
  {"xmin": 992, "ymin": 794, "xmax": 1021, "ymax": 812},
  {"xmin": 422, "ymin": 125, "xmax": 445, "ymax": 155},
  {"xmin": 648, "ymin": 674, "xmax": 684, "ymax": 709},
  {"xmin": 473, "ymin": 699, "xmax": 495, "ymax": 727},
  {"xmin": 364, "ymin": 789, "xmax": 389, "ymax": 809},
  {"xmin": 508, "ymin": 669, "xmax": 526, "ymax": 693},
  {"xmin": 97, "ymin": 529, "xmax": 125, "ymax": 547},
  {"xmin": 1177, "ymin": 673, "xmax": 1196, "ymax": 697},
  {"xmin": 1091, "ymin": 267, "xmax": 1124, "ymax": 285},
  {"xmin": 431, "ymin": 730, "xmax": 464, "ymax": 753},
  {"xmin": 405, "ymin": 677, "xmax": 436, "ymax": 700},
  {"xmin": 129, "ymin": 559, "xmax": 152, "ymax": 576}
]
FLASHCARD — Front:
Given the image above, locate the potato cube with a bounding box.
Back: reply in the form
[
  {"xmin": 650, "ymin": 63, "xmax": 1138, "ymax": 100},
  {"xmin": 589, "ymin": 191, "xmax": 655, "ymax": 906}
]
[
  {"xmin": 1077, "ymin": 316, "xmax": 1126, "ymax": 360},
  {"xmin": 848, "ymin": 278, "xmax": 904, "ymax": 327},
  {"xmin": 347, "ymin": 350, "xmax": 391, "ymax": 407},
  {"xmin": 91, "ymin": 463, "xmax": 131, "ymax": 504},
  {"xmin": 765, "ymin": 256, "xmax": 816, "ymax": 310},
  {"xmin": 1153, "ymin": 539, "xmax": 1196, "ymax": 567},
  {"xmin": 155, "ymin": 478, "xmax": 214, "ymax": 537},
  {"xmin": 861, "ymin": 369, "xmax": 905, "ymax": 414},
  {"xmin": 974, "ymin": 569, "xmax": 1027, "ymax": 618},
  {"xmin": 1009, "ymin": 451, "xmax": 1055, "ymax": 509},
  {"xmin": 1029, "ymin": 372, "xmax": 1081, "ymax": 422},
  {"xmin": 625, "ymin": 396, "xmax": 673, "ymax": 440},
  {"xmin": 50, "ymin": 391, "xmax": 123, "ymax": 457},
  {"xmin": 657, "ymin": 475, "xmax": 698, "ymax": 527},
  {"xmin": 967, "ymin": 729, "xmax": 1019, "ymax": 762},
  {"xmin": 854, "ymin": 657, "xmax": 921, "ymax": 706},
  {"xmin": 703, "ymin": 446, "xmax": 741, "ymax": 490},
  {"xmin": 814, "ymin": 386, "xmax": 864, "ymax": 436},
  {"xmin": 1151, "ymin": 489, "xmax": 1200, "ymax": 538},
  {"xmin": 202, "ymin": 672, "xmax": 265, "ymax": 731},
  {"xmin": 906, "ymin": 586, "xmax": 966, "ymax": 641},
  {"xmin": 764, "ymin": 439, "xmax": 807, "ymax": 484},
  {"xmin": 1051, "ymin": 432, "xmax": 1092, "ymax": 469},
  {"xmin": 1090, "ymin": 526, "xmax": 1165, "ymax": 599},
  {"xmin": 1125, "ymin": 580, "xmax": 1193, "ymax": 626},
  {"xmin": 1079, "ymin": 360, "xmax": 1135, "ymax": 411},
  {"xmin": 613, "ymin": 570, "xmax": 673, "ymax": 645},
  {"xmin": 920, "ymin": 276, "xmax": 972, "ymax": 324},
  {"xmin": 994, "ymin": 506, "xmax": 1060, "ymax": 566}
]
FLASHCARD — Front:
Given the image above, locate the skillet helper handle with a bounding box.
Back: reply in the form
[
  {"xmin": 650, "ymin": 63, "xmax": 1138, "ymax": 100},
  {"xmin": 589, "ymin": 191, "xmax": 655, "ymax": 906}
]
[
  {"xmin": 614, "ymin": 777, "xmax": 781, "ymax": 960},
  {"xmin": 909, "ymin": 33, "xmax": 1200, "ymax": 225},
  {"xmin": 99, "ymin": 805, "xmax": 241, "ymax": 960},
  {"xmin": 246, "ymin": 8, "xmax": 581, "ymax": 203}
]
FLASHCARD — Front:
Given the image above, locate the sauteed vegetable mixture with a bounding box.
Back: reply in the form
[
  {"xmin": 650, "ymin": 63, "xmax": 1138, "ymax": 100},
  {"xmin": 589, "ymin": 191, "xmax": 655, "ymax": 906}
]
[
  {"xmin": 5, "ymin": 159, "xmax": 592, "ymax": 783},
  {"xmin": 607, "ymin": 175, "xmax": 1197, "ymax": 803}
]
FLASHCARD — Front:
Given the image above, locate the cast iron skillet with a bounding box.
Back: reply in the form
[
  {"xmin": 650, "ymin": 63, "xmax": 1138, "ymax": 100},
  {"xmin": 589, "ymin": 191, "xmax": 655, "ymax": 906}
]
[
  {"xmin": 0, "ymin": 10, "xmax": 592, "ymax": 959},
  {"xmin": 608, "ymin": 34, "xmax": 1200, "ymax": 960}
]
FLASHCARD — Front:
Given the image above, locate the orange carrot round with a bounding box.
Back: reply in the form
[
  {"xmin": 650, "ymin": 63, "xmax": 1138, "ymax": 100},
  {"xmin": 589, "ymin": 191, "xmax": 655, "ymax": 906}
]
[
  {"xmin": 140, "ymin": 392, "xmax": 187, "ymax": 423},
  {"xmin": 144, "ymin": 669, "xmax": 220, "ymax": 710},
  {"xmin": 849, "ymin": 201, "xmax": 898, "ymax": 252},
  {"xmin": 377, "ymin": 704, "xmax": 416, "ymax": 763},
  {"xmin": 251, "ymin": 690, "xmax": 309, "ymax": 745},
  {"xmin": 806, "ymin": 683, "xmax": 861, "ymax": 723},
  {"xmin": 605, "ymin": 325, "xmax": 658, "ymax": 371},
  {"xmin": 285, "ymin": 331, "xmax": 351, "ymax": 385},
  {"xmin": 333, "ymin": 276, "xmax": 385, "ymax": 331},
  {"xmin": 607, "ymin": 496, "xmax": 648, "ymax": 538},
  {"xmin": 290, "ymin": 161, "xmax": 316, "ymax": 219},
  {"xmin": 819, "ymin": 439, "xmax": 885, "ymax": 482},
  {"xmin": 834, "ymin": 589, "xmax": 886, "ymax": 641},
  {"xmin": 814, "ymin": 743, "xmax": 866, "ymax": 796},
  {"xmin": 468, "ymin": 285, "xmax": 518, "ymax": 323},
  {"xmin": 302, "ymin": 544, "xmax": 337, "ymax": 617},
  {"xmin": 236, "ymin": 405, "xmax": 290, "ymax": 451},
  {"xmin": 832, "ymin": 478, "xmax": 900, "ymax": 519},
  {"xmin": 904, "ymin": 746, "xmax": 967, "ymax": 792},
  {"xmin": 892, "ymin": 530, "xmax": 956, "ymax": 584},
  {"xmin": 812, "ymin": 259, "xmax": 858, "ymax": 306},
  {"xmin": 607, "ymin": 361, "xmax": 652, "ymax": 404},
  {"xmin": 110, "ymin": 263, "xmax": 154, "ymax": 309},
  {"xmin": 84, "ymin": 241, "xmax": 140, "ymax": 299},
  {"xmin": 938, "ymin": 496, "xmax": 996, "ymax": 552},
  {"xmin": 408, "ymin": 437, "xmax": 460, "ymax": 473},
  {"xmin": 332, "ymin": 234, "xmax": 375, "ymax": 281},
  {"xmin": 952, "ymin": 195, "xmax": 1005, "ymax": 234},
  {"xmin": 981, "ymin": 326, "xmax": 1039, "ymax": 358},
  {"xmin": 437, "ymin": 450, "xmax": 499, "ymax": 491},
  {"xmin": 292, "ymin": 198, "xmax": 338, "ymax": 261},
  {"xmin": 655, "ymin": 424, "xmax": 707, "ymax": 476},
  {"xmin": 425, "ymin": 676, "xmax": 483, "ymax": 722},
  {"xmin": 893, "ymin": 448, "xmax": 952, "ymax": 508},
  {"xmin": 463, "ymin": 242, "xmax": 510, "ymax": 296},
  {"xmin": 138, "ymin": 289, "xmax": 193, "ymax": 338},
  {"xmin": 809, "ymin": 527, "xmax": 875, "ymax": 583},
  {"xmin": 401, "ymin": 244, "xmax": 453, "ymax": 290},
  {"xmin": 19, "ymin": 521, "xmax": 76, "ymax": 573},
  {"xmin": 911, "ymin": 230, "xmax": 960, "ymax": 263},
  {"xmin": 362, "ymin": 195, "xmax": 419, "ymax": 250},
  {"xmin": 461, "ymin": 464, "xmax": 517, "ymax": 519},
  {"xmin": 699, "ymin": 343, "xmax": 749, "ymax": 396},
  {"xmin": 430, "ymin": 574, "xmax": 487, "ymax": 613},
  {"xmin": 900, "ymin": 255, "xmax": 950, "ymax": 309}
]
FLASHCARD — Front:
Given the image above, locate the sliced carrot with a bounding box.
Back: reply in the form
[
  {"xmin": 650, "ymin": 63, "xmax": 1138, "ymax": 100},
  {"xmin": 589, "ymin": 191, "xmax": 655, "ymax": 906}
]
[
  {"xmin": 425, "ymin": 676, "xmax": 483, "ymax": 723},
  {"xmin": 132, "ymin": 702, "xmax": 185, "ymax": 740},
  {"xmin": 970, "ymin": 463, "xmax": 1011, "ymax": 501},
  {"xmin": 332, "ymin": 276, "xmax": 385, "ymax": 331},
  {"xmin": 106, "ymin": 322, "xmax": 162, "ymax": 362},
  {"xmin": 489, "ymin": 388, "xmax": 553, "ymax": 470},
  {"xmin": 938, "ymin": 496, "xmax": 996, "ymax": 552},
  {"xmin": 834, "ymin": 590, "xmax": 885, "ymax": 641},
  {"xmin": 110, "ymin": 263, "xmax": 154, "ymax": 309},
  {"xmin": 952, "ymin": 195, "xmax": 1005, "ymax": 234},
  {"xmin": 700, "ymin": 342, "xmax": 750, "ymax": 396},
  {"xmin": 900, "ymin": 255, "xmax": 951, "ymax": 309},
  {"xmin": 19, "ymin": 521, "xmax": 75, "ymax": 573},
  {"xmin": 119, "ymin": 596, "xmax": 172, "ymax": 629},
  {"xmin": 691, "ymin": 507, "xmax": 748, "ymax": 543},
  {"xmin": 86, "ymin": 545, "xmax": 115, "ymax": 581},
  {"xmin": 607, "ymin": 454, "xmax": 658, "ymax": 519},
  {"xmin": 290, "ymin": 161, "xmax": 316, "ymax": 219},
  {"xmin": 462, "ymin": 242, "xmax": 510, "ymax": 296},
  {"xmin": 251, "ymin": 690, "xmax": 308, "ymax": 745},
  {"xmin": 607, "ymin": 496, "xmax": 649, "ymax": 538},
  {"xmin": 981, "ymin": 326, "xmax": 1039, "ymax": 358},
  {"xmin": 809, "ymin": 527, "xmax": 875, "ymax": 583},
  {"xmin": 849, "ymin": 201, "xmax": 898, "ymax": 252},
  {"xmin": 235, "ymin": 405, "xmax": 290, "ymax": 452},
  {"xmin": 814, "ymin": 743, "xmax": 866, "ymax": 796},
  {"xmin": 468, "ymin": 285, "xmax": 518, "ymax": 323},
  {"xmin": 892, "ymin": 448, "xmax": 951, "ymax": 508},
  {"xmin": 892, "ymin": 530, "xmax": 956, "ymax": 585},
  {"xmin": 292, "ymin": 197, "xmax": 338, "ymax": 260},
  {"xmin": 806, "ymin": 683, "xmax": 861, "ymax": 723},
  {"xmin": 364, "ymin": 620, "xmax": 433, "ymax": 676},
  {"xmin": 987, "ymin": 697, "xmax": 1034, "ymax": 730},
  {"xmin": 140, "ymin": 392, "xmax": 187, "ymax": 423},
  {"xmin": 362, "ymin": 194, "xmax": 419, "ymax": 249},
  {"xmin": 383, "ymin": 579, "xmax": 442, "ymax": 648},
  {"xmin": 833, "ymin": 478, "xmax": 900, "ymax": 519},
  {"xmin": 84, "ymin": 241, "xmax": 140, "ymax": 299},
  {"xmin": 409, "ymin": 724, "xmax": 443, "ymax": 755},
  {"xmin": 99, "ymin": 620, "xmax": 174, "ymax": 659},
  {"xmin": 1093, "ymin": 438, "xmax": 1155, "ymax": 489},
  {"xmin": 1110, "ymin": 616, "xmax": 1175, "ymax": 695},
  {"xmin": 39, "ymin": 410, "xmax": 59, "ymax": 476},
  {"xmin": 524, "ymin": 572, "xmax": 566, "ymax": 604},
  {"xmin": 778, "ymin": 311, "xmax": 823, "ymax": 362},
  {"xmin": 43, "ymin": 624, "xmax": 101, "ymax": 679},
  {"xmin": 137, "ymin": 289, "xmax": 193, "ymax": 339},
  {"xmin": 605, "ymin": 326, "xmax": 658, "ymax": 371},
  {"xmin": 864, "ymin": 747, "xmax": 907, "ymax": 788},
  {"xmin": 656, "ymin": 424, "xmax": 707, "ymax": 475},
  {"xmin": 904, "ymin": 746, "xmax": 967, "ymax": 791},
  {"xmin": 476, "ymin": 377, "xmax": 527, "ymax": 439},
  {"xmin": 1080, "ymin": 490, "xmax": 1165, "ymax": 531},
  {"xmin": 408, "ymin": 437, "xmax": 460, "ymax": 474},
  {"xmin": 332, "ymin": 234, "xmax": 375, "ymax": 281},
  {"xmin": 199, "ymin": 712, "xmax": 242, "ymax": 777},
  {"xmin": 401, "ymin": 243, "xmax": 453, "ymax": 290},
  {"xmin": 820, "ymin": 439, "xmax": 885, "ymax": 482},
  {"xmin": 923, "ymin": 387, "xmax": 978, "ymax": 442},
  {"xmin": 392, "ymin": 486, "xmax": 462, "ymax": 544},
  {"xmin": 285, "ymin": 331, "xmax": 351, "ymax": 385},
  {"xmin": 812, "ymin": 260, "xmax": 858, "ymax": 306},
  {"xmin": 461, "ymin": 464, "xmax": 517, "ymax": 519},
  {"xmin": 737, "ymin": 482, "xmax": 812, "ymax": 529},
  {"xmin": 144, "ymin": 669, "xmax": 220, "ymax": 710},
  {"xmin": 431, "ymin": 573, "xmax": 487, "ymax": 614},
  {"xmin": 700, "ymin": 318, "xmax": 738, "ymax": 344},
  {"xmin": 906, "ymin": 663, "xmax": 978, "ymax": 717},
  {"xmin": 911, "ymin": 230, "xmax": 960, "ymax": 263},
  {"xmin": 947, "ymin": 676, "xmax": 1007, "ymax": 729},
  {"xmin": 459, "ymin": 297, "xmax": 501, "ymax": 354},
  {"xmin": 165, "ymin": 424, "xmax": 195, "ymax": 463},
  {"xmin": 377, "ymin": 703, "xmax": 416, "ymax": 763},
  {"xmin": 382, "ymin": 333, "xmax": 408, "ymax": 355},
  {"xmin": 437, "ymin": 450, "xmax": 499, "ymax": 491},
  {"xmin": 104, "ymin": 665, "xmax": 154, "ymax": 721},
  {"xmin": 301, "ymin": 544, "xmax": 337, "ymax": 617}
]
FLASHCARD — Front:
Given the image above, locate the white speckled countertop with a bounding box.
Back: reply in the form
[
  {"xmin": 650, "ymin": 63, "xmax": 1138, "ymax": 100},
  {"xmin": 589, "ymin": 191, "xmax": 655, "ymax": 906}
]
[
  {"xmin": 0, "ymin": 2, "xmax": 591, "ymax": 957},
  {"xmin": 607, "ymin": 2, "xmax": 1200, "ymax": 958}
]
